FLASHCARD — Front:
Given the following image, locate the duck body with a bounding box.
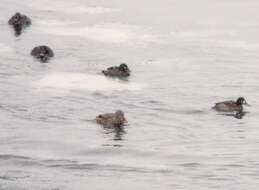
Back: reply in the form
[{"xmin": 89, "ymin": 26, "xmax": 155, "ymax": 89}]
[
  {"xmin": 31, "ymin": 46, "xmax": 54, "ymax": 62},
  {"xmin": 95, "ymin": 110, "xmax": 127, "ymax": 127},
  {"xmin": 213, "ymin": 97, "xmax": 247, "ymax": 112},
  {"xmin": 8, "ymin": 12, "xmax": 31, "ymax": 35},
  {"xmin": 102, "ymin": 63, "xmax": 130, "ymax": 78}
]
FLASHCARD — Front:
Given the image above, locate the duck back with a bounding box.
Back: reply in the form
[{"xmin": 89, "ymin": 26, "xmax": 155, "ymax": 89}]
[
  {"xmin": 102, "ymin": 66, "xmax": 130, "ymax": 77},
  {"xmin": 213, "ymin": 101, "xmax": 241, "ymax": 112}
]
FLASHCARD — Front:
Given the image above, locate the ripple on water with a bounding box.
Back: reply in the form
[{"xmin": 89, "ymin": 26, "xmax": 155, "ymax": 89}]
[{"xmin": 0, "ymin": 153, "xmax": 174, "ymax": 175}]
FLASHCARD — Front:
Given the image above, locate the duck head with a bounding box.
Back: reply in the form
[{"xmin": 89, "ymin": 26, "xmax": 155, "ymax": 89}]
[
  {"xmin": 119, "ymin": 63, "xmax": 130, "ymax": 72},
  {"xmin": 13, "ymin": 12, "xmax": 22, "ymax": 22},
  {"xmin": 37, "ymin": 46, "xmax": 49, "ymax": 62},
  {"xmin": 236, "ymin": 97, "xmax": 249, "ymax": 106},
  {"xmin": 12, "ymin": 13, "xmax": 23, "ymax": 35},
  {"xmin": 115, "ymin": 110, "xmax": 128, "ymax": 125}
]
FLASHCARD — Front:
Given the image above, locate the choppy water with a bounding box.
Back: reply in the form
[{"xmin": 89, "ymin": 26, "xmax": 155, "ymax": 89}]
[{"xmin": 1, "ymin": 0, "xmax": 259, "ymax": 189}]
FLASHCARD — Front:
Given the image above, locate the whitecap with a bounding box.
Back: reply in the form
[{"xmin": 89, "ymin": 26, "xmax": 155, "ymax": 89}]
[
  {"xmin": 27, "ymin": 0, "xmax": 117, "ymax": 14},
  {"xmin": 33, "ymin": 72, "xmax": 145, "ymax": 93},
  {"xmin": 170, "ymin": 30, "xmax": 236, "ymax": 38},
  {"xmin": 39, "ymin": 23, "xmax": 160, "ymax": 45},
  {"xmin": 0, "ymin": 43, "xmax": 13, "ymax": 53},
  {"xmin": 62, "ymin": 7, "xmax": 118, "ymax": 14}
]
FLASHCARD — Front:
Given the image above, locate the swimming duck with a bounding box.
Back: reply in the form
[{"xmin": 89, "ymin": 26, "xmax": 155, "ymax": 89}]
[
  {"xmin": 213, "ymin": 97, "xmax": 248, "ymax": 112},
  {"xmin": 30, "ymin": 45, "xmax": 54, "ymax": 62},
  {"xmin": 8, "ymin": 12, "xmax": 31, "ymax": 35},
  {"xmin": 95, "ymin": 110, "xmax": 128, "ymax": 127},
  {"xmin": 102, "ymin": 63, "xmax": 130, "ymax": 77}
]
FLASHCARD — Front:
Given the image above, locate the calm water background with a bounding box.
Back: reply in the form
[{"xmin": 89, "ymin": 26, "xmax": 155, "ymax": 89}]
[{"xmin": 1, "ymin": 0, "xmax": 259, "ymax": 189}]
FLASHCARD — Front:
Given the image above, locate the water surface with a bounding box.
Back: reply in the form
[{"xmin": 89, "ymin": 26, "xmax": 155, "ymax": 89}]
[{"xmin": 1, "ymin": 0, "xmax": 259, "ymax": 189}]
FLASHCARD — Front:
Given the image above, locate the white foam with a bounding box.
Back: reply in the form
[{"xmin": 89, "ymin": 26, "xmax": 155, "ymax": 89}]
[
  {"xmin": 40, "ymin": 23, "xmax": 160, "ymax": 45},
  {"xmin": 62, "ymin": 7, "xmax": 118, "ymax": 14},
  {"xmin": 170, "ymin": 30, "xmax": 236, "ymax": 38},
  {"xmin": 0, "ymin": 43, "xmax": 13, "ymax": 53},
  {"xmin": 27, "ymin": 0, "xmax": 117, "ymax": 14},
  {"xmin": 36, "ymin": 20, "xmax": 78, "ymax": 26},
  {"xmin": 33, "ymin": 72, "xmax": 144, "ymax": 93}
]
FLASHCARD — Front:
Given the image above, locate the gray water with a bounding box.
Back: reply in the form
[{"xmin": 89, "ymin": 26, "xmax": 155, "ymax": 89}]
[{"xmin": 1, "ymin": 0, "xmax": 259, "ymax": 189}]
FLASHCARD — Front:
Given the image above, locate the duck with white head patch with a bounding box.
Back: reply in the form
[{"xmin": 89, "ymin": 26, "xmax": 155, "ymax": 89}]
[{"xmin": 213, "ymin": 97, "xmax": 249, "ymax": 112}]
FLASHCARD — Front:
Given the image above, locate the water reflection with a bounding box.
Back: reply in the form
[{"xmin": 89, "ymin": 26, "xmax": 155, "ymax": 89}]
[
  {"xmin": 113, "ymin": 126, "xmax": 126, "ymax": 141},
  {"xmin": 102, "ymin": 125, "xmax": 126, "ymax": 141},
  {"xmin": 221, "ymin": 111, "xmax": 247, "ymax": 119},
  {"xmin": 14, "ymin": 29, "xmax": 22, "ymax": 36}
]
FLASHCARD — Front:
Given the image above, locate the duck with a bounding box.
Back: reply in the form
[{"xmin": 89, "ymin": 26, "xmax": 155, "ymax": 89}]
[
  {"xmin": 95, "ymin": 110, "xmax": 128, "ymax": 127},
  {"xmin": 213, "ymin": 97, "xmax": 249, "ymax": 112},
  {"xmin": 8, "ymin": 12, "xmax": 31, "ymax": 35},
  {"xmin": 30, "ymin": 45, "xmax": 54, "ymax": 62},
  {"xmin": 102, "ymin": 63, "xmax": 130, "ymax": 77}
]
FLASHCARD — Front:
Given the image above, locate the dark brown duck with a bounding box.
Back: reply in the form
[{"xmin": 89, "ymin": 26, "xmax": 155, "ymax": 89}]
[
  {"xmin": 102, "ymin": 63, "xmax": 130, "ymax": 78},
  {"xmin": 31, "ymin": 46, "xmax": 54, "ymax": 62},
  {"xmin": 95, "ymin": 110, "xmax": 128, "ymax": 127},
  {"xmin": 8, "ymin": 12, "xmax": 31, "ymax": 35},
  {"xmin": 213, "ymin": 97, "xmax": 249, "ymax": 112}
]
